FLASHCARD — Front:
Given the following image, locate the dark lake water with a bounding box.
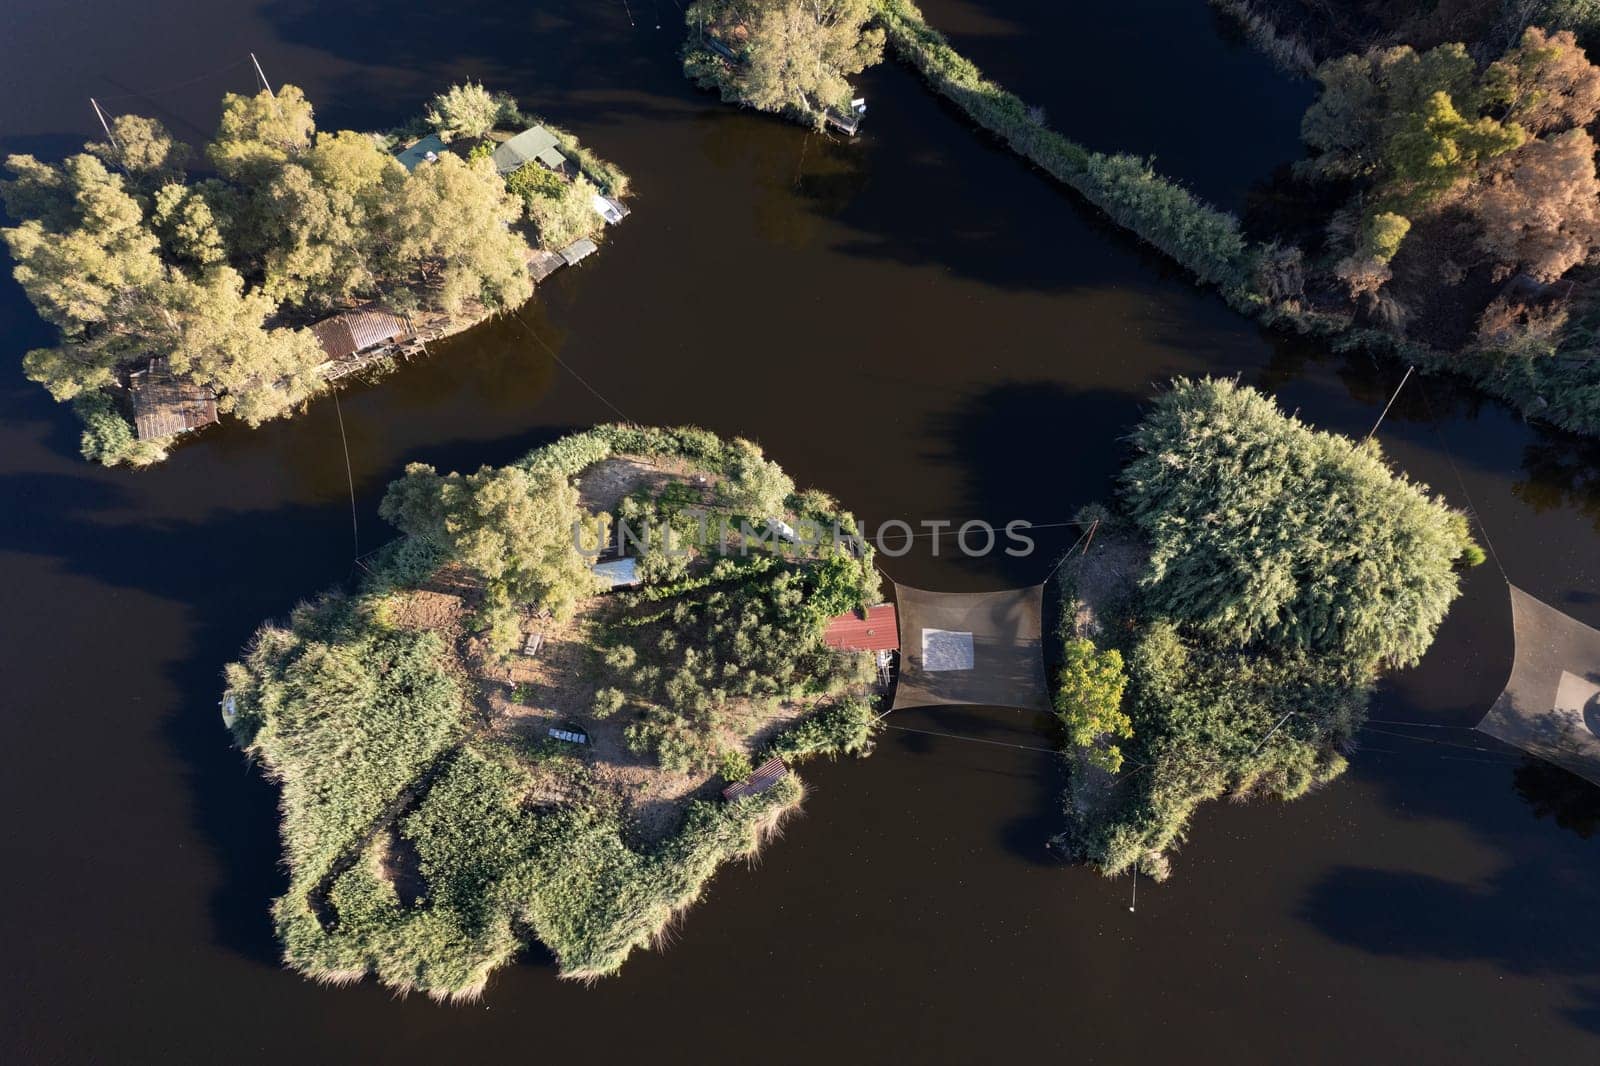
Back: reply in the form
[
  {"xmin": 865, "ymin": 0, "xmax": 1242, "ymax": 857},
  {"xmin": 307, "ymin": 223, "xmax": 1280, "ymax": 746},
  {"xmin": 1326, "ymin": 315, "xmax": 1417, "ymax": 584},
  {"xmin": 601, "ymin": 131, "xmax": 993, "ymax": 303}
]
[{"xmin": 4, "ymin": 1, "xmax": 1599, "ymax": 1061}]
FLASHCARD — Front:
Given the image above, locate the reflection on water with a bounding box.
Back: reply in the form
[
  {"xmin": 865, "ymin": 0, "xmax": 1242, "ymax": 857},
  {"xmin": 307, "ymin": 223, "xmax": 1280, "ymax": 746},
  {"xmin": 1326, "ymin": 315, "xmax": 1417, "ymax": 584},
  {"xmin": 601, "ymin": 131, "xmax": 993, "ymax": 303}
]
[
  {"xmin": 1517, "ymin": 757, "xmax": 1600, "ymax": 838},
  {"xmin": 3, "ymin": 0, "xmax": 1600, "ymax": 1061}
]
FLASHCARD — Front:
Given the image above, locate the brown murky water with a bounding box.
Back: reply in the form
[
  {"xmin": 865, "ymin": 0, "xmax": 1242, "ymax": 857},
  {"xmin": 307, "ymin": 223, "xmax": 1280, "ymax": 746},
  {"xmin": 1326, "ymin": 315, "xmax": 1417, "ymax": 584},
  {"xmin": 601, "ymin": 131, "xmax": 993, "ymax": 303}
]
[{"xmin": 3, "ymin": 1, "xmax": 1598, "ymax": 1061}]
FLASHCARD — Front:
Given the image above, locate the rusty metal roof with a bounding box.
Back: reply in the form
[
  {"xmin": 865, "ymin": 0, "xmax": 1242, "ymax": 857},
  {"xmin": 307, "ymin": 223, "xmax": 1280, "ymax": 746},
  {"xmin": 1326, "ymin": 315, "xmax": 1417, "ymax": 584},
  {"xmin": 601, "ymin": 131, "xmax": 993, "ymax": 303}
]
[
  {"xmin": 722, "ymin": 757, "xmax": 788, "ymax": 801},
  {"xmin": 822, "ymin": 603, "xmax": 900, "ymax": 652},
  {"xmin": 310, "ymin": 308, "xmax": 410, "ymax": 361},
  {"xmin": 128, "ymin": 360, "xmax": 218, "ymax": 440}
]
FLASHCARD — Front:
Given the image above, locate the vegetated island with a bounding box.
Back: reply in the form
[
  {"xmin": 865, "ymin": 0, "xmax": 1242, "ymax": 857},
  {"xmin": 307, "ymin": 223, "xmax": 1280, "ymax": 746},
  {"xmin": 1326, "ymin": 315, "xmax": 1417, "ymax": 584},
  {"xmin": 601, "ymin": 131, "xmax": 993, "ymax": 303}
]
[
  {"xmin": 682, "ymin": 0, "xmax": 881, "ymax": 132},
  {"xmin": 223, "ymin": 425, "xmax": 883, "ymax": 998},
  {"xmin": 1049, "ymin": 379, "xmax": 1484, "ymax": 879},
  {"xmin": 1, "ymin": 80, "xmax": 630, "ymax": 468}
]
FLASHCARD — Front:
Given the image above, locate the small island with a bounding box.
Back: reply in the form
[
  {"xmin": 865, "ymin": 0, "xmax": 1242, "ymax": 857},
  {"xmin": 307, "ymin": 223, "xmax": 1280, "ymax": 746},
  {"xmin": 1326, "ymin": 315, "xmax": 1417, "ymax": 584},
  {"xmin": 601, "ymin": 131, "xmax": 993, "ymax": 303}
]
[
  {"xmin": 1049, "ymin": 379, "xmax": 1483, "ymax": 878},
  {"xmin": 682, "ymin": 0, "xmax": 882, "ymax": 133},
  {"xmin": 223, "ymin": 425, "xmax": 883, "ymax": 998},
  {"xmin": 1, "ymin": 81, "xmax": 630, "ymax": 467}
]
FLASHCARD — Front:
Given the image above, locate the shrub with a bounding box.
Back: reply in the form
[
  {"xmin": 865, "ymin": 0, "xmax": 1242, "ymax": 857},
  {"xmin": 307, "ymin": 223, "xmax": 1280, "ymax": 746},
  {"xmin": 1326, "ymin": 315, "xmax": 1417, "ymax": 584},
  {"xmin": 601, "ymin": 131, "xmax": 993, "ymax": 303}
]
[
  {"xmin": 73, "ymin": 391, "xmax": 148, "ymax": 466},
  {"xmin": 592, "ymin": 687, "xmax": 625, "ymax": 719},
  {"xmin": 1055, "ymin": 638, "xmax": 1131, "ymax": 772},
  {"xmin": 718, "ymin": 749, "xmax": 753, "ymax": 782}
]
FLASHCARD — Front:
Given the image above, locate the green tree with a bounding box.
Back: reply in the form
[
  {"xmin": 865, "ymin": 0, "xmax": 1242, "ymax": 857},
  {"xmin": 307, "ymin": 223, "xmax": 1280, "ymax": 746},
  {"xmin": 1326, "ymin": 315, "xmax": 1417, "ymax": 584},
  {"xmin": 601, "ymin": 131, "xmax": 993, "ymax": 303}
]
[
  {"xmin": 249, "ymin": 130, "xmax": 406, "ymax": 307},
  {"xmin": 1301, "ymin": 43, "xmax": 1523, "ymax": 211},
  {"xmin": 1055, "ymin": 638, "xmax": 1131, "ymax": 773},
  {"xmin": 1120, "ymin": 378, "xmax": 1476, "ymax": 669},
  {"xmin": 386, "ymin": 154, "xmax": 531, "ymax": 313},
  {"xmin": 685, "ymin": 0, "xmax": 885, "ymax": 126},
  {"xmin": 721, "ymin": 437, "xmax": 795, "ymax": 516},
  {"xmin": 2, "ymin": 154, "xmax": 166, "ymax": 398},
  {"xmin": 151, "ymin": 182, "xmax": 229, "ymax": 269},
  {"xmin": 518, "ymin": 171, "xmax": 602, "ymax": 250},
  {"xmin": 425, "ymin": 80, "xmax": 505, "ymax": 141},
  {"xmin": 208, "ymin": 84, "xmax": 316, "ymax": 183},
  {"xmin": 85, "ymin": 114, "xmax": 191, "ymax": 194},
  {"xmin": 379, "ymin": 463, "xmax": 598, "ymax": 629}
]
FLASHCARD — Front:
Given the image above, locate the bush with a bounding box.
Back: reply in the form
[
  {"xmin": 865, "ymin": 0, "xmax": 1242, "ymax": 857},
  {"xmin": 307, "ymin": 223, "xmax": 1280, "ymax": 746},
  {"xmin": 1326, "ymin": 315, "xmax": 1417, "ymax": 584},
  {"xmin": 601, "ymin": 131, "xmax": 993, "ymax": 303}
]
[
  {"xmin": 718, "ymin": 749, "xmax": 753, "ymax": 782},
  {"xmin": 592, "ymin": 687, "xmax": 625, "ymax": 719},
  {"xmin": 74, "ymin": 391, "xmax": 160, "ymax": 466},
  {"xmin": 522, "ymin": 173, "xmax": 603, "ymax": 250},
  {"xmin": 1054, "ymin": 638, "xmax": 1131, "ymax": 772}
]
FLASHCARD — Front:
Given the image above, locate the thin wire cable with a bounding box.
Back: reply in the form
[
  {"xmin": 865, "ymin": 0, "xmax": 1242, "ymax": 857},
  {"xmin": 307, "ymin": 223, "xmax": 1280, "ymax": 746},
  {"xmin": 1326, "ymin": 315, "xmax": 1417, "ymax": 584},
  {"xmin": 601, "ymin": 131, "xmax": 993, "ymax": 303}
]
[
  {"xmin": 1364, "ymin": 718, "xmax": 1480, "ymax": 729},
  {"xmin": 1362, "ymin": 725, "xmax": 1521, "ymax": 760},
  {"xmin": 883, "ymin": 723, "xmax": 1061, "ymax": 755},
  {"xmin": 507, "ymin": 309, "xmax": 632, "ymax": 422},
  {"xmin": 332, "ymin": 389, "xmax": 359, "ymax": 557},
  {"xmin": 94, "ymin": 56, "xmax": 254, "ymax": 101}
]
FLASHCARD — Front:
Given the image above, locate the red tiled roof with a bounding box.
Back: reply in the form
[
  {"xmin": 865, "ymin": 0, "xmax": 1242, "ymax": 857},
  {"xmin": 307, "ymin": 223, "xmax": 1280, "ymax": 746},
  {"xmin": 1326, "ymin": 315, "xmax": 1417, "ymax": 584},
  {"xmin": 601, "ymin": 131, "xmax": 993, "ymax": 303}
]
[{"xmin": 822, "ymin": 603, "xmax": 899, "ymax": 652}]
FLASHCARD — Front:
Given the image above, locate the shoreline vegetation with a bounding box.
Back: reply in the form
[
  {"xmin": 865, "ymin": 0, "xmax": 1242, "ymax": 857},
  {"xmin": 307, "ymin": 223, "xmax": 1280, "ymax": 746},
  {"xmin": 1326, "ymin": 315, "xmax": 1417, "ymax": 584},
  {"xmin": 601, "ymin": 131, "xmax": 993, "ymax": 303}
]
[
  {"xmin": 1, "ymin": 81, "xmax": 631, "ymax": 468},
  {"xmin": 874, "ymin": 0, "xmax": 1600, "ymax": 438},
  {"xmin": 1050, "ymin": 379, "xmax": 1482, "ymax": 879},
  {"xmin": 224, "ymin": 425, "xmax": 884, "ymax": 998}
]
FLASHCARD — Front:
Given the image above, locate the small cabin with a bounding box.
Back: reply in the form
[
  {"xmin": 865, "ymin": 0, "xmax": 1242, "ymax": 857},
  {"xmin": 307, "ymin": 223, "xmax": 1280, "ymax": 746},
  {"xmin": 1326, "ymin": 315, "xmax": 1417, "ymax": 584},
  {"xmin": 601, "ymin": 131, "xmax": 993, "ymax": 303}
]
[
  {"xmin": 822, "ymin": 603, "xmax": 900, "ymax": 652},
  {"xmin": 722, "ymin": 757, "xmax": 789, "ymax": 801},
  {"xmin": 127, "ymin": 359, "xmax": 218, "ymax": 441},
  {"xmin": 493, "ymin": 125, "xmax": 568, "ymax": 176},
  {"xmin": 394, "ymin": 134, "xmax": 447, "ymax": 172},
  {"xmin": 310, "ymin": 307, "xmax": 412, "ymax": 362},
  {"xmin": 826, "ymin": 97, "xmax": 867, "ymax": 136}
]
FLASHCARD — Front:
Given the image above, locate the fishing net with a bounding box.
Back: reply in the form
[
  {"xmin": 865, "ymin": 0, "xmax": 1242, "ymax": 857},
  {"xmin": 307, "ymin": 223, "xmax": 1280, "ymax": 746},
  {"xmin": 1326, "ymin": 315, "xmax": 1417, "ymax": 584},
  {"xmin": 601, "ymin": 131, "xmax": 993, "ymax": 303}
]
[
  {"xmin": 1477, "ymin": 584, "xmax": 1600, "ymax": 787},
  {"xmin": 890, "ymin": 582, "xmax": 1052, "ymax": 712}
]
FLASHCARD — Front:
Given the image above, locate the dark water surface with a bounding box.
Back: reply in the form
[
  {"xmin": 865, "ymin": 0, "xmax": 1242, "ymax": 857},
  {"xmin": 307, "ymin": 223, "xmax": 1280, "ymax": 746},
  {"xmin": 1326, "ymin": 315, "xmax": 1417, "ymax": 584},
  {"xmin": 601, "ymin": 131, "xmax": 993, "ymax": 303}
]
[{"xmin": 3, "ymin": 2, "xmax": 1598, "ymax": 1062}]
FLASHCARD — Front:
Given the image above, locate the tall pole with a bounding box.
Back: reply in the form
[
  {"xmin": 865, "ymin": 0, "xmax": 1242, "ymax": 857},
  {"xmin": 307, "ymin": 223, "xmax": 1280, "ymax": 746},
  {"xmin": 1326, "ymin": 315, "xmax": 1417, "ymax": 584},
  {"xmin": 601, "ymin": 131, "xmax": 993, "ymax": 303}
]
[
  {"xmin": 249, "ymin": 52, "xmax": 276, "ymax": 98},
  {"xmin": 89, "ymin": 98, "xmax": 121, "ymax": 154}
]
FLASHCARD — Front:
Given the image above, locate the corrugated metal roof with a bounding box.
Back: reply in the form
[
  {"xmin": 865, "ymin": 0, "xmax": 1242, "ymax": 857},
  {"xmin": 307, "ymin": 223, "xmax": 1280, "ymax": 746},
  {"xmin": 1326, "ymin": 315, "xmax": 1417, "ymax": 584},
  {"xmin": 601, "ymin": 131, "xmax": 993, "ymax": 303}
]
[
  {"xmin": 493, "ymin": 125, "xmax": 561, "ymax": 175},
  {"xmin": 128, "ymin": 360, "xmax": 219, "ymax": 440},
  {"xmin": 310, "ymin": 308, "xmax": 410, "ymax": 361},
  {"xmin": 823, "ymin": 603, "xmax": 900, "ymax": 652},
  {"xmin": 558, "ymin": 237, "xmax": 598, "ymax": 266},
  {"xmin": 722, "ymin": 757, "xmax": 788, "ymax": 801}
]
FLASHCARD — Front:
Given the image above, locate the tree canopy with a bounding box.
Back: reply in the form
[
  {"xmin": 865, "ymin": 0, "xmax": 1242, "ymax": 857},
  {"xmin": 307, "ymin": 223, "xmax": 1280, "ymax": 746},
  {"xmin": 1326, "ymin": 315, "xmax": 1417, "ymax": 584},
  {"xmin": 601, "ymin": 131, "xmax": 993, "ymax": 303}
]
[
  {"xmin": 425, "ymin": 80, "xmax": 506, "ymax": 142},
  {"xmin": 1055, "ymin": 639, "xmax": 1131, "ymax": 773},
  {"xmin": 379, "ymin": 463, "xmax": 598, "ymax": 641},
  {"xmin": 684, "ymin": 0, "xmax": 885, "ymax": 126},
  {"xmin": 1120, "ymin": 378, "xmax": 1475, "ymax": 669},
  {"xmin": 2, "ymin": 83, "xmax": 544, "ymax": 450},
  {"xmin": 1301, "ymin": 29, "xmax": 1600, "ymax": 278}
]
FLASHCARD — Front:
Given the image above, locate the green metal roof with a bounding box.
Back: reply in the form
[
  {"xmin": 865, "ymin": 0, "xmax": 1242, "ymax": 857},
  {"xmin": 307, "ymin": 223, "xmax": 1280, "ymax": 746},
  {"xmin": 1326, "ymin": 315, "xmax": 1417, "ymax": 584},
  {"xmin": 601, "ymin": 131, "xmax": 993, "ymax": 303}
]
[{"xmin": 493, "ymin": 125, "xmax": 562, "ymax": 174}]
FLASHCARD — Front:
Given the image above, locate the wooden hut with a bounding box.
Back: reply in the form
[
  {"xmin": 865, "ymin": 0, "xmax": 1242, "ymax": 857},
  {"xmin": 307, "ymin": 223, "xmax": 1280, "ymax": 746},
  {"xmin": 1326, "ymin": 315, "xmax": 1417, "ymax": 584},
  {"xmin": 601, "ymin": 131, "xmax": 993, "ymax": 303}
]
[
  {"xmin": 310, "ymin": 307, "xmax": 412, "ymax": 362},
  {"xmin": 127, "ymin": 359, "xmax": 218, "ymax": 441}
]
